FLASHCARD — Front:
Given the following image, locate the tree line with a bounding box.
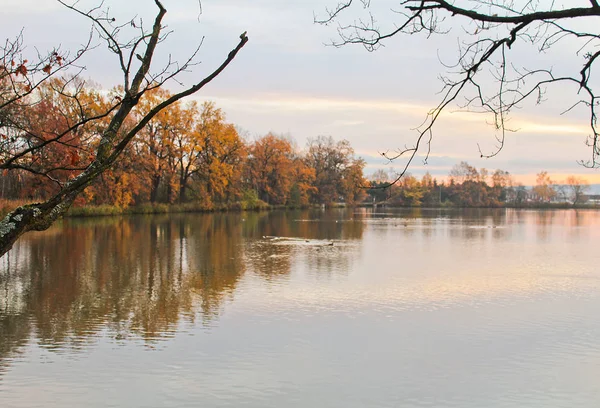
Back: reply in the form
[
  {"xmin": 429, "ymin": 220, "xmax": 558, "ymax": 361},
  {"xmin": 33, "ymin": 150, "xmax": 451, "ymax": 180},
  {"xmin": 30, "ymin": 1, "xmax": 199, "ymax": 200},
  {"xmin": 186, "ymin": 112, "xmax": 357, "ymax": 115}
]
[
  {"xmin": 368, "ymin": 162, "xmax": 592, "ymax": 208},
  {"xmin": 1, "ymin": 83, "xmax": 367, "ymax": 209}
]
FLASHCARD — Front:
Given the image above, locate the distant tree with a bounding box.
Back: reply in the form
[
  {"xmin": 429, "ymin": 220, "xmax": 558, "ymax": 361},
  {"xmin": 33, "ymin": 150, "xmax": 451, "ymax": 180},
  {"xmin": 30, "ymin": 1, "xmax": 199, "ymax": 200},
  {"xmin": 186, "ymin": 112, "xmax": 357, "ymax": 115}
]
[
  {"xmin": 478, "ymin": 168, "xmax": 489, "ymax": 185},
  {"xmin": 397, "ymin": 174, "xmax": 424, "ymax": 206},
  {"xmin": 371, "ymin": 169, "xmax": 390, "ymax": 184},
  {"xmin": 421, "ymin": 172, "xmax": 433, "ymax": 188},
  {"xmin": 532, "ymin": 171, "xmax": 556, "ymax": 203},
  {"xmin": 246, "ymin": 133, "xmax": 296, "ymax": 205},
  {"xmin": 305, "ymin": 135, "xmax": 364, "ymax": 204},
  {"xmin": 449, "ymin": 162, "xmax": 479, "ymax": 185},
  {"xmin": 420, "ymin": 172, "xmax": 443, "ymax": 206},
  {"xmin": 553, "ymin": 183, "xmax": 570, "ymax": 204},
  {"xmin": 513, "ymin": 184, "xmax": 528, "ymax": 205},
  {"xmin": 491, "ymin": 169, "xmax": 514, "ymax": 203},
  {"xmin": 367, "ymin": 169, "xmax": 393, "ymax": 203},
  {"xmin": 288, "ymin": 158, "xmax": 317, "ymax": 207},
  {"xmin": 340, "ymin": 158, "xmax": 367, "ymax": 204},
  {"xmin": 186, "ymin": 102, "xmax": 245, "ymax": 205},
  {"xmin": 0, "ymin": 1, "xmax": 248, "ymax": 256},
  {"xmin": 566, "ymin": 176, "xmax": 590, "ymax": 205}
]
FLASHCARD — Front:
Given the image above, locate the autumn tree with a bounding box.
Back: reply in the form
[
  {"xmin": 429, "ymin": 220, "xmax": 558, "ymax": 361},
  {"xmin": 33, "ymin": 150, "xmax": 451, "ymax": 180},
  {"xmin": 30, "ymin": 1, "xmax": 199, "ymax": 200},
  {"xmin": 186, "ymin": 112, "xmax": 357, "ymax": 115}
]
[
  {"xmin": 245, "ymin": 133, "xmax": 296, "ymax": 205},
  {"xmin": 132, "ymin": 87, "xmax": 184, "ymax": 203},
  {"xmin": 448, "ymin": 162, "xmax": 479, "ymax": 185},
  {"xmin": 392, "ymin": 174, "xmax": 424, "ymax": 206},
  {"xmin": 0, "ymin": 1, "xmax": 248, "ymax": 256},
  {"xmin": 2, "ymin": 78, "xmax": 104, "ymax": 200},
  {"xmin": 448, "ymin": 162, "xmax": 478, "ymax": 206},
  {"xmin": 305, "ymin": 135, "xmax": 365, "ymax": 204},
  {"xmin": 340, "ymin": 157, "xmax": 367, "ymax": 205},
  {"xmin": 420, "ymin": 172, "xmax": 443, "ymax": 206},
  {"xmin": 89, "ymin": 144, "xmax": 149, "ymax": 208},
  {"xmin": 446, "ymin": 162, "xmax": 502, "ymax": 206},
  {"xmin": 87, "ymin": 87, "xmax": 149, "ymax": 208},
  {"xmin": 367, "ymin": 169, "xmax": 394, "ymax": 203},
  {"xmin": 532, "ymin": 171, "xmax": 557, "ymax": 203},
  {"xmin": 161, "ymin": 102, "xmax": 199, "ymax": 203},
  {"xmin": 288, "ymin": 158, "xmax": 316, "ymax": 207},
  {"xmin": 491, "ymin": 169, "xmax": 514, "ymax": 203},
  {"xmin": 319, "ymin": 1, "xmax": 600, "ymax": 180},
  {"xmin": 188, "ymin": 103, "xmax": 246, "ymax": 206}
]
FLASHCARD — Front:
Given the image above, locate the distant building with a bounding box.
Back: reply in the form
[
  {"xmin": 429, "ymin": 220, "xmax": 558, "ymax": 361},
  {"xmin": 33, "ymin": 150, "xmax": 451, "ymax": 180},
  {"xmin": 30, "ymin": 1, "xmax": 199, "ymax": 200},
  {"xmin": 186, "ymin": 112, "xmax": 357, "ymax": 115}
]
[{"xmin": 584, "ymin": 194, "xmax": 600, "ymax": 204}]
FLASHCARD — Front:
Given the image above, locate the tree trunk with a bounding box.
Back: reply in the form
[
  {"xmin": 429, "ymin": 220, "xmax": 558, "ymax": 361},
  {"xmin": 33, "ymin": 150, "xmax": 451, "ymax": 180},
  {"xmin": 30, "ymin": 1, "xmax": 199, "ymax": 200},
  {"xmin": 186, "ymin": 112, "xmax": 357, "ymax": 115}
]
[
  {"xmin": 179, "ymin": 179, "xmax": 187, "ymax": 203},
  {"xmin": 0, "ymin": 192, "xmax": 78, "ymax": 257},
  {"xmin": 150, "ymin": 174, "xmax": 162, "ymax": 203}
]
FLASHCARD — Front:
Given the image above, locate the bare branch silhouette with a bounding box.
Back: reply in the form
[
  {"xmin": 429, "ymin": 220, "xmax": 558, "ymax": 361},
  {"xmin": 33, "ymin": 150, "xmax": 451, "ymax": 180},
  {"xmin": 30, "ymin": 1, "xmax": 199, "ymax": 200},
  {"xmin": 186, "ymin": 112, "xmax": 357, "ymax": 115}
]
[
  {"xmin": 0, "ymin": 0, "xmax": 248, "ymax": 256},
  {"xmin": 318, "ymin": 0, "xmax": 600, "ymax": 185}
]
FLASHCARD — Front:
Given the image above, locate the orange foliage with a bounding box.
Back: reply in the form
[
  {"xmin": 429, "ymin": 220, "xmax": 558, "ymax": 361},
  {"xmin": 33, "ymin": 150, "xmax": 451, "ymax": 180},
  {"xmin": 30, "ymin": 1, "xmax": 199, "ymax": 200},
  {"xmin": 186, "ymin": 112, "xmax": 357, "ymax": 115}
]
[
  {"xmin": 246, "ymin": 133, "xmax": 296, "ymax": 205},
  {"xmin": 2, "ymin": 83, "xmax": 368, "ymax": 208}
]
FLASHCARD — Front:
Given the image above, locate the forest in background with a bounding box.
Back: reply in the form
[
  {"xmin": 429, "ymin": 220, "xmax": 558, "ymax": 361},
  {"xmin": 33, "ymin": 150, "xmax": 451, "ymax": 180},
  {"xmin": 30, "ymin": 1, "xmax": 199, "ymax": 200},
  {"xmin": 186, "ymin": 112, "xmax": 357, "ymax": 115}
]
[
  {"xmin": 1, "ymin": 81, "xmax": 367, "ymax": 211},
  {"xmin": 368, "ymin": 162, "xmax": 592, "ymax": 208},
  {"xmin": 1, "ymin": 80, "xmax": 595, "ymax": 216}
]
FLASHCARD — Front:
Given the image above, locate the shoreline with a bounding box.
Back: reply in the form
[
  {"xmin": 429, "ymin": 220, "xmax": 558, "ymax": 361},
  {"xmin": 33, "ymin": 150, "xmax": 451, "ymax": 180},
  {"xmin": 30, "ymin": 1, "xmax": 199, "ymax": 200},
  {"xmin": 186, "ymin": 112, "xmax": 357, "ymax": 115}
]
[
  {"xmin": 65, "ymin": 202, "xmax": 600, "ymax": 218},
  {"xmin": 2, "ymin": 201, "xmax": 599, "ymax": 220},
  {"xmin": 65, "ymin": 202, "xmax": 345, "ymax": 217},
  {"xmin": 360, "ymin": 203, "xmax": 600, "ymax": 210}
]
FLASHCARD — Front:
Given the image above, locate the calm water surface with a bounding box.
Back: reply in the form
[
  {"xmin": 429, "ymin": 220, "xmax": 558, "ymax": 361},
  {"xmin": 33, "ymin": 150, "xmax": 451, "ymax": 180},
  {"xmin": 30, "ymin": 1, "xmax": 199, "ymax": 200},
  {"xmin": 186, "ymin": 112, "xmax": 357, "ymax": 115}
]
[{"xmin": 1, "ymin": 208, "xmax": 600, "ymax": 407}]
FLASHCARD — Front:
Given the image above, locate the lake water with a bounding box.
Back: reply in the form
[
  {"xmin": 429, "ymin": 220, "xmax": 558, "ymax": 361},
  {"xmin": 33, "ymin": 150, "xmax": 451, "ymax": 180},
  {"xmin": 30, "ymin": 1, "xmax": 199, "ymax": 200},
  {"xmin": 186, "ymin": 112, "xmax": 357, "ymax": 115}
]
[{"xmin": 1, "ymin": 208, "xmax": 600, "ymax": 407}]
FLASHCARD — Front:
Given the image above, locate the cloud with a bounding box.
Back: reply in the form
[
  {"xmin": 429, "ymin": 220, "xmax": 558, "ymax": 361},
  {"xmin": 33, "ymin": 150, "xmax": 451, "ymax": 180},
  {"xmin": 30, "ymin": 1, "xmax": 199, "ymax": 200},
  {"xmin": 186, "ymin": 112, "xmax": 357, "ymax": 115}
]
[
  {"xmin": 201, "ymin": 94, "xmax": 429, "ymax": 114},
  {"xmin": 516, "ymin": 121, "xmax": 589, "ymax": 135},
  {"xmin": 202, "ymin": 93, "xmax": 588, "ymax": 133},
  {"xmin": 192, "ymin": 92, "xmax": 596, "ymax": 180},
  {"xmin": 332, "ymin": 120, "xmax": 365, "ymax": 127}
]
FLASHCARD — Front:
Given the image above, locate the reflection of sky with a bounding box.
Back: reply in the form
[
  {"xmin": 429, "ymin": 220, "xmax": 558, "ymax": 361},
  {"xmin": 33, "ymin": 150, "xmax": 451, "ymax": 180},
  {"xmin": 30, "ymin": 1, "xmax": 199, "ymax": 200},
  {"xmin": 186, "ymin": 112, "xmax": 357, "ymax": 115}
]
[
  {"xmin": 232, "ymin": 210, "xmax": 600, "ymax": 316},
  {"xmin": 4, "ymin": 0, "xmax": 599, "ymax": 181}
]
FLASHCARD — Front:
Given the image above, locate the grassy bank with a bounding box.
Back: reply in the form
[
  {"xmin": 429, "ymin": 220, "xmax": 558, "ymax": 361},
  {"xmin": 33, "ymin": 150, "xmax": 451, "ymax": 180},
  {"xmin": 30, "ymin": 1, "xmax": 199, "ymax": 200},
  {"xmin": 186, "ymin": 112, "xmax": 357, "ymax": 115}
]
[
  {"xmin": 65, "ymin": 200, "xmax": 352, "ymax": 217},
  {"xmin": 0, "ymin": 199, "xmax": 349, "ymax": 219},
  {"xmin": 2, "ymin": 199, "xmax": 599, "ymax": 219},
  {"xmin": 66, "ymin": 201, "xmax": 276, "ymax": 217},
  {"xmin": 0, "ymin": 199, "xmax": 275, "ymax": 218}
]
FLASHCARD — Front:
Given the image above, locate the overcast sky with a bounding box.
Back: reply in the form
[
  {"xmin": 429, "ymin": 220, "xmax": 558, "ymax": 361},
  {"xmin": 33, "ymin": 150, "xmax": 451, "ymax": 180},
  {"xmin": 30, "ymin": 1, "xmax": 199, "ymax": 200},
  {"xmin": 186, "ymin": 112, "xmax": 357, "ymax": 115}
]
[{"xmin": 3, "ymin": 0, "xmax": 599, "ymax": 183}]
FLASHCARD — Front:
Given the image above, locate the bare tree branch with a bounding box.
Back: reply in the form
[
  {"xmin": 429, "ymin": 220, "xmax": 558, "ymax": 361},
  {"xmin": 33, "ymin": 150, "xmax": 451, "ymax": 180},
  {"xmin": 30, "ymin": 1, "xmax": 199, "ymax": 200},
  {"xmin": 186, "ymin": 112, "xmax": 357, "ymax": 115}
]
[
  {"xmin": 318, "ymin": 0, "xmax": 600, "ymax": 186},
  {"xmin": 0, "ymin": 1, "xmax": 248, "ymax": 257}
]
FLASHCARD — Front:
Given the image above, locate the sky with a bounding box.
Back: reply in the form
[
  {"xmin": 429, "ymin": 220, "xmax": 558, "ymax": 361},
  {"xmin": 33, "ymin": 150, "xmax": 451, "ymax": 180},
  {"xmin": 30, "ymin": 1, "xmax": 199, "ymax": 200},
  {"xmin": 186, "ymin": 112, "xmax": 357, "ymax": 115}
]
[{"xmin": 3, "ymin": 0, "xmax": 600, "ymax": 184}]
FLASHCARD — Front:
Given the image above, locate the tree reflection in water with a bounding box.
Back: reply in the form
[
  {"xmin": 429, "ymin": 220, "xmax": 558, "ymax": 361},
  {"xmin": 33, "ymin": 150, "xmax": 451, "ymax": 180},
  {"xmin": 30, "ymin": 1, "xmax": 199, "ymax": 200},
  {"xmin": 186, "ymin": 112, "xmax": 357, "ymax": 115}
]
[{"xmin": 0, "ymin": 210, "xmax": 364, "ymax": 373}]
